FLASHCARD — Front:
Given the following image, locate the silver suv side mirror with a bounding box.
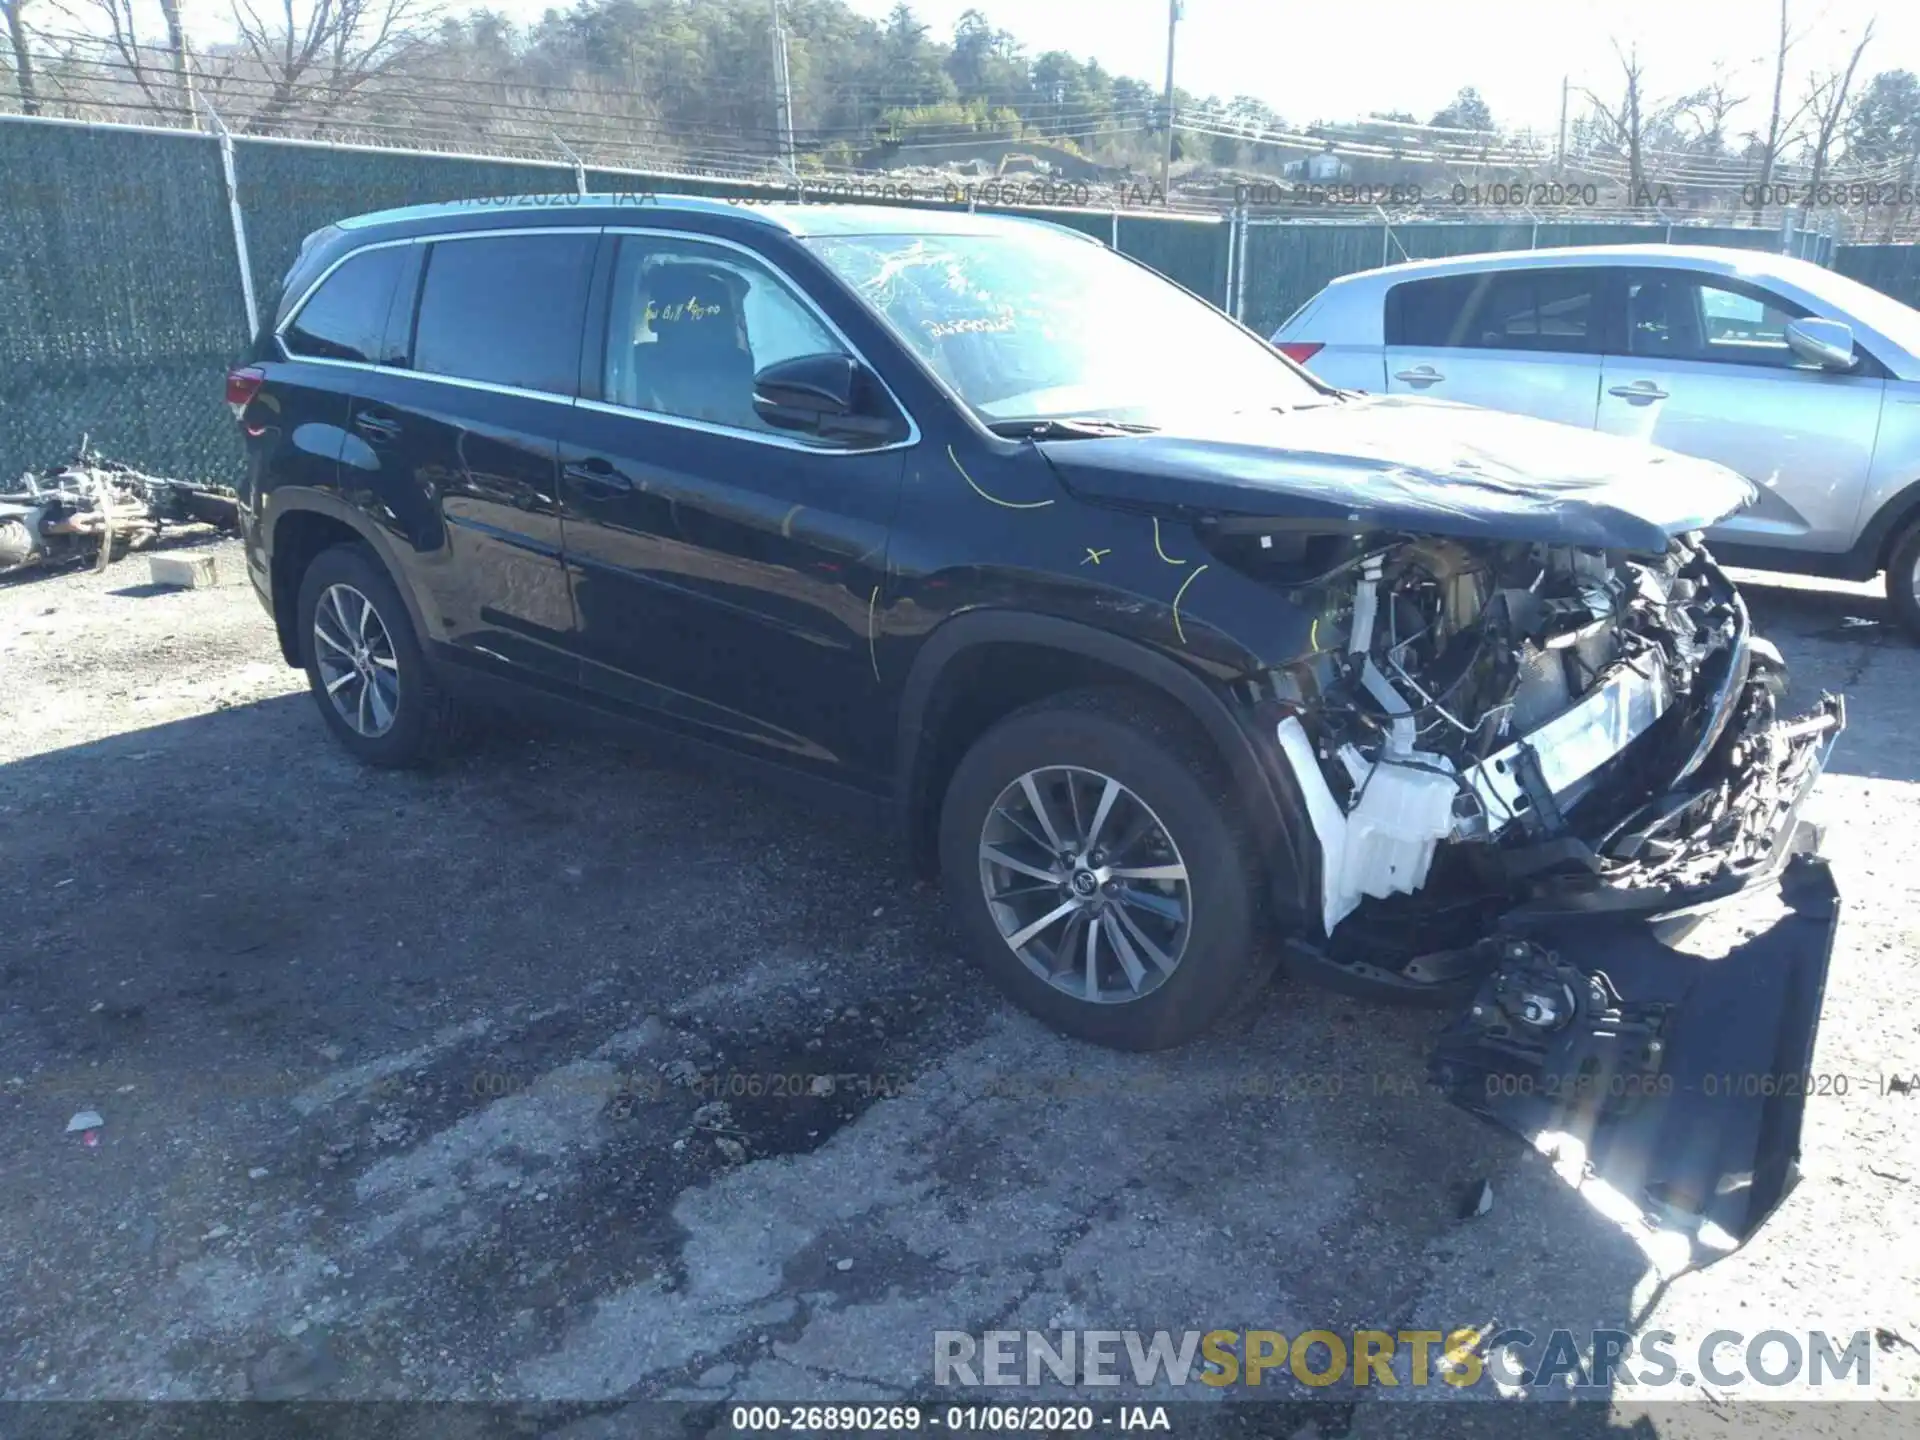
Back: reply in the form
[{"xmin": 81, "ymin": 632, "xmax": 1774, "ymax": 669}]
[{"xmin": 1785, "ymin": 317, "xmax": 1857, "ymax": 371}]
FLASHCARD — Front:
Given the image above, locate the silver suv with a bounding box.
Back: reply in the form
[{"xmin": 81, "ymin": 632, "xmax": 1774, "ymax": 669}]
[{"xmin": 1273, "ymin": 245, "xmax": 1920, "ymax": 636}]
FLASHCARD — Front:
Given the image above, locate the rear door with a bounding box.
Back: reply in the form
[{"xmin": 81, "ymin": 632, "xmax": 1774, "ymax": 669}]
[
  {"xmin": 556, "ymin": 229, "xmax": 912, "ymax": 791},
  {"xmin": 260, "ymin": 242, "xmax": 413, "ymax": 505},
  {"xmin": 346, "ymin": 228, "xmax": 596, "ymax": 688},
  {"xmin": 1383, "ymin": 267, "xmax": 1606, "ymax": 429},
  {"xmin": 1595, "ymin": 269, "xmax": 1886, "ymax": 557}
]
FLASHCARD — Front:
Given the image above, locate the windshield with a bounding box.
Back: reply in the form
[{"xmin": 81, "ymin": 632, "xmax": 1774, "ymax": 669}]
[{"xmin": 802, "ymin": 226, "xmax": 1326, "ymax": 427}]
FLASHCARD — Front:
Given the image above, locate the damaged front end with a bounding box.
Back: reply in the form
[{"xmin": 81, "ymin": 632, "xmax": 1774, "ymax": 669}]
[{"xmin": 1233, "ymin": 525, "xmax": 1843, "ymax": 1258}]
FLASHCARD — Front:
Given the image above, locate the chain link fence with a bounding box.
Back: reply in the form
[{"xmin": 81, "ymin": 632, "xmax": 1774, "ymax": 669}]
[{"xmin": 0, "ymin": 112, "xmax": 1907, "ymax": 489}]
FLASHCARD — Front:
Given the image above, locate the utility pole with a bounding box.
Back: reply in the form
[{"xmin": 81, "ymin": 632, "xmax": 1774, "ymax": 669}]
[
  {"xmin": 1555, "ymin": 75, "xmax": 1568, "ymax": 178},
  {"xmin": 771, "ymin": 0, "xmax": 797, "ymax": 180},
  {"xmin": 1159, "ymin": 0, "xmax": 1180, "ymax": 196}
]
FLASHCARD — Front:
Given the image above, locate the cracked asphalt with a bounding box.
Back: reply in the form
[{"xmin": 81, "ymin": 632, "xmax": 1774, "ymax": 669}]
[{"xmin": 1, "ymin": 537, "xmax": 1916, "ymax": 1438}]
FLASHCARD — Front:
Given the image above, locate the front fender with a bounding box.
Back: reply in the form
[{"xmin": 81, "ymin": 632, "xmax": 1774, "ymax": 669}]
[{"xmin": 893, "ymin": 608, "xmax": 1316, "ymax": 923}]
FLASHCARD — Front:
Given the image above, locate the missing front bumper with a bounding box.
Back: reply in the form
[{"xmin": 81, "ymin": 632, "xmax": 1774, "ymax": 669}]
[
  {"xmin": 1429, "ymin": 695, "xmax": 1846, "ymax": 1260},
  {"xmin": 1432, "ymin": 849, "xmax": 1838, "ymax": 1259}
]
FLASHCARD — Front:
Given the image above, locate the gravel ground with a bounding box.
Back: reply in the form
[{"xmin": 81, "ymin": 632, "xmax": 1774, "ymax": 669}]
[{"xmin": 1, "ymin": 536, "xmax": 1916, "ymax": 1437}]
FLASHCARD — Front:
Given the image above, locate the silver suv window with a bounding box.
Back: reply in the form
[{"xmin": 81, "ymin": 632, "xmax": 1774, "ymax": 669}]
[
  {"xmin": 1386, "ymin": 269, "xmax": 1604, "ymax": 354},
  {"xmin": 1623, "ymin": 271, "xmax": 1810, "ymax": 369}
]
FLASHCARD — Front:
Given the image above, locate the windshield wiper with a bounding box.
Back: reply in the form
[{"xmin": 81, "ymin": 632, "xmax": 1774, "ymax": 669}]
[{"xmin": 985, "ymin": 416, "xmax": 1162, "ymax": 440}]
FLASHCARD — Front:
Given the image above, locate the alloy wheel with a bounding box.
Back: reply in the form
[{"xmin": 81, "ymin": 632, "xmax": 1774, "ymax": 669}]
[
  {"xmin": 312, "ymin": 582, "xmax": 401, "ymax": 738},
  {"xmin": 977, "ymin": 765, "xmax": 1192, "ymax": 1004}
]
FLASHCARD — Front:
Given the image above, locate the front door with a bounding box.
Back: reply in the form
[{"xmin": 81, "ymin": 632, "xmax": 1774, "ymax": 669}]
[
  {"xmin": 558, "ymin": 231, "xmax": 912, "ymax": 790},
  {"xmin": 1595, "ymin": 269, "xmax": 1886, "ymax": 559}
]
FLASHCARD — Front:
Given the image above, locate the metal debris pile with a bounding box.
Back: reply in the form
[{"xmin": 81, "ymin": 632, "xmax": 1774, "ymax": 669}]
[{"xmin": 0, "ymin": 444, "xmax": 239, "ymax": 578}]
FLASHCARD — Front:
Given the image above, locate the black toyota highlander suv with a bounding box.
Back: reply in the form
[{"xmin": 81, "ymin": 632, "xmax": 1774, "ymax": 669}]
[{"xmin": 234, "ymin": 195, "xmax": 1843, "ymax": 1254}]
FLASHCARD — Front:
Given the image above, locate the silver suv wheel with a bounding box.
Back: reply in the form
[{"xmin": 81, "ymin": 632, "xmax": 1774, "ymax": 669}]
[
  {"xmin": 977, "ymin": 764, "xmax": 1192, "ymax": 1004},
  {"xmin": 312, "ymin": 582, "xmax": 400, "ymax": 738}
]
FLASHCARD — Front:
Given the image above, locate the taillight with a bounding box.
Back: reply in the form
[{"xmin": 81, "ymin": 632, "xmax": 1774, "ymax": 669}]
[
  {"xmin": 1276, "ymin": 341, "xmax": 1324, "ymax": 366},
  {"xmin": 226, "ymin": 366, "xmax": 264, "ymax": 420}
]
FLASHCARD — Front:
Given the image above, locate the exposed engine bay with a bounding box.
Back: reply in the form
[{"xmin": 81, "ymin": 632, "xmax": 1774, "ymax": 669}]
[
  {"xmin": 1039, "ymin": 414, "xmax": 1844, "ymax": 1258},
  {"xmin": 1215, "ymin": 526, "xmax": 1849, "ymax": 1256},
  {"xmin": 1244, "ymin": 531, "xmax": 1843, "ymax": 948}
]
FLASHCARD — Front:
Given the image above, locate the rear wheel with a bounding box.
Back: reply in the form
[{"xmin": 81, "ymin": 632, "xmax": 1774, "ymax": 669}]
[
  {"xmin": 937, "ymin": 689, "xmax": 1272, "ymax": 1050},
  {"xmin": 296, "ymin": 543, "xmax": 463, "ymax": 767},
  {"xmin": 1886, "ymin": 518, "xmax": 1920, "ymax": 642}
]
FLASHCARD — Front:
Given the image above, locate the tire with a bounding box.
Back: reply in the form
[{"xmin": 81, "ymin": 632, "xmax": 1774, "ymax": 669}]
[
  {"xmin": 295, "ymin": 542, "xmax": 463, "ymax": 767},
  {"xmin": 937, "ymin": 688, "xmax": 1273, "ymax": 1051},
  {"xmin": 1886, "ymin": 518, "xmax": 1920, "ymax": 643}
]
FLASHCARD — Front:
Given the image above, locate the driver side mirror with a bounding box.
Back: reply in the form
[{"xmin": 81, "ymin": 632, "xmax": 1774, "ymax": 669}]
[
  {"xmin": 1784, "ymin": 317, "xmax": 1857, "ymax": 371},
  {"xmin": 753, "ymin": 353, "xmax": 903, "ymax": 444}
]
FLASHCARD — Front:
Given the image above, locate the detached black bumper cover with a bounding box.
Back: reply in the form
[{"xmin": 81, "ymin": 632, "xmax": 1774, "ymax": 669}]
[{"xmin": 1430, "ymin": 693, "xmax": 1844, "ymax": 1259}]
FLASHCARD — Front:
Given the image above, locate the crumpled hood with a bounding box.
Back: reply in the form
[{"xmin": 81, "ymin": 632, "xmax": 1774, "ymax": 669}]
[{"xmin": 1036, "ymin": 395, "xmax": 1759, "ymax": 552}]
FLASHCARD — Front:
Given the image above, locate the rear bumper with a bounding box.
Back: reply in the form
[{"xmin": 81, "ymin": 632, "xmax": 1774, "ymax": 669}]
[{"xmin": 1430, "ymin": 691, "xmax": 1846, "ymax": 1258}]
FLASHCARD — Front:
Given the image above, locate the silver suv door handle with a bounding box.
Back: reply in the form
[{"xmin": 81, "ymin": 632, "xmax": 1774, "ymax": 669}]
[
  {"xmin": 1607, "ymin": 381, "xmax": 1670, "ymax": 403},
  {"xmin": 1394, "ymin": 366, "xmax": 1444, "ymax": 386}
]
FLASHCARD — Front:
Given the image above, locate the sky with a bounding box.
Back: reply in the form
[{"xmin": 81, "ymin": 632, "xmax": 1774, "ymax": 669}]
[{"xmin": 157, "ymin": 0, "xmax": 1915, "ymax": 135}]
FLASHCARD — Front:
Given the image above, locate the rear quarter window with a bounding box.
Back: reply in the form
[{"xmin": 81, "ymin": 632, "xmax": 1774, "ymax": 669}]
[{"xmin": 283, "ymin": 245, "xmax": 407, "ymax": 363}]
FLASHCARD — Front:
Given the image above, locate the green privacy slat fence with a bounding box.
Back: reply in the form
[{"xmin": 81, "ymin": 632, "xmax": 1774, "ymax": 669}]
[
  {"xmin": 0, "ymin": 121, "xmax": 249, "ymax": 486},
  {"xmin": 1117, "ymin": 213, "xmax": 1231, "ymax": 307},
  {"xmin": 235, "ymin": 140, "xmax": 580, "ymax": 319},
  {"xmin": 1833, "ymin": 244, "xmax": 1920, "ymax": 310},
  {"xmin": 0, "ymin": 114, "xmax": 1900, "ymax": 488}
]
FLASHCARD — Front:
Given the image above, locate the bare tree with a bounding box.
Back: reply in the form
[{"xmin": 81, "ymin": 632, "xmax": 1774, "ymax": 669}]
[
  {"xmin": 155, "ymin": 0, "xmax": 193, "ymax": 117},
  {"xmin": 2, "ymin": 0, "xmax": 40, "ymax": 114},
  {"xmin": 231, "ymin": 0, "xmax": 432, "ymax": 135},
  {"xmin": 1583, "ymin": 42, "xmax": 1670, "ymax": 204},
  {"xmin": 51, "ymin": 0, "xmax": 172, "ymax": 115},
  {"xmin": 1680, "ymin": 72, "xmax": 1745, "ymax": 154},
  {"xmin": 1750, "ymin": 0, "xmax": 1815, "ymax": 218},
  {"xmin": 1798, "ymin": 20, "xmax": 1875, "ymax": 210}
]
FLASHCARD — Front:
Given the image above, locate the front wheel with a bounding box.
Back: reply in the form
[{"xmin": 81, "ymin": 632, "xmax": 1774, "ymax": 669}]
[
  {"xmin": 937, "ymin": 690, "xmax": 1273, "ymax": 1050},
  {"xmin": 1886, "ymin": 518, "xmax": 1920, "ymax": 643}
]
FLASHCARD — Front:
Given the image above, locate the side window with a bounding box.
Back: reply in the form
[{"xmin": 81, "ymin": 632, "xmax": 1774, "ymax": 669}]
[
  {"xmin": 1461, "ymin": 269, "xmax": 1600, "ymax": 353},
  {"xmin": 1388, "ymin": 270, "xmax": 1599, "ymax": 354},
  {"xmin": 1625, "ymin": 272, "xmax": 1810, "ymax": 368},
  {"xmin": 283, "ymin": 245, "xmax": 406, "ymax": 363},
  {"xmin": 1386, "ymin": 275, "xmax": 1481, "ymax": 348},
  {"xmin": 602, "ymin": 236, "xmax": 842, "ymax": 435},
  {"xmin": 411, "ymin": 233, "xmax": 596, "ymax": 395}
]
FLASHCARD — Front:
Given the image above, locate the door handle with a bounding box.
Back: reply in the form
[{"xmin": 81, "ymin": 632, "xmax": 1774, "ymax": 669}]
[
  {"xmin": 1394, "ymin": 366, "xmax": 1444, "ymax": 386},
  {"xmin": 1607, "ymin": 382, "xmax": 1670, "ymax": 404},
  {"xmin": 563, "ymin": 458, "xmax": 634, "ymax": 494},
  {"xmin": 353, "ymin": 412, "xmax": 402, "ymax": 441}
]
